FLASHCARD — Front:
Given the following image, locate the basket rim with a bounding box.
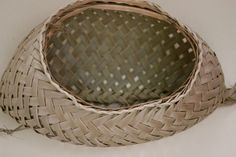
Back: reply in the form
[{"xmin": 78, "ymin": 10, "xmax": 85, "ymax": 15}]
[{"xmin": 38, "ymin": 0, "xmax": 204, "ymax": 114}]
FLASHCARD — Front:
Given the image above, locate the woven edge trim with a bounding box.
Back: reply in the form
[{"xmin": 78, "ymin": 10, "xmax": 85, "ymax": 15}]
[{"xmin": 38, "ymin": 0, "xmax": 204, "ymax": 115}]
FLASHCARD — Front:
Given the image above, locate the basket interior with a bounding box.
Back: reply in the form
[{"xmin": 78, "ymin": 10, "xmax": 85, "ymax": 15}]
[{"xmin": 44, "ymin": 7, "xmax": 197, "ymax": 109}]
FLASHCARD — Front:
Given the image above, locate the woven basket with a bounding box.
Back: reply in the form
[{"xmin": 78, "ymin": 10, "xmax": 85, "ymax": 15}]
[{"xmin": 0, "ymin": 0, "xmax": 235, "ymax": 147}]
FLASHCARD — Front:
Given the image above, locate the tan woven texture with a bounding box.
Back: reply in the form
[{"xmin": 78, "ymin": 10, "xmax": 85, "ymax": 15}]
[
  {"xmin": 45, "ymin": 8, "xmax": 196, "ymax": 108},
  {"xmin": 0, "ymin": 0, "xmax": 228, "ymax": 147}
]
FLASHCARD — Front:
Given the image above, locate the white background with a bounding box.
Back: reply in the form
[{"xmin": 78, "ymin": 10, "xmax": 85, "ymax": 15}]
[{"xmin": 0, "ymin": 0, "xmax": 236, "ymax": 157}]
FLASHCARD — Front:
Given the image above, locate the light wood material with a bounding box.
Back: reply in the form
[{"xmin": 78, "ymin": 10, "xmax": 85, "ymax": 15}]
[{"xmin": 0, "ymin": 0, "xmax": 232, "ymax": 147}]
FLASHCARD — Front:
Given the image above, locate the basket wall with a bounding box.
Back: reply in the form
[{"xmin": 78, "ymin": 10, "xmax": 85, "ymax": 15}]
[{"xmin": 0, "ymin": 0, "xmax": 226, "ymax": 146}]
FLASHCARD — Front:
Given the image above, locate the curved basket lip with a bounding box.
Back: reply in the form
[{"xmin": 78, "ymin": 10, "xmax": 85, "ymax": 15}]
[{"xmin": 38, "ymin": 0, "xmax": 204, "ymax": 114}]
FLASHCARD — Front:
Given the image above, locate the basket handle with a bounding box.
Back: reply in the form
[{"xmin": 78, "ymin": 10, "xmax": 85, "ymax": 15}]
[
  {"xmin": 222, "ymin": 84, "xmax": 236, "ymax": 105},
  {"xmin": 0, "ymin": 125, "xmax": 25, "ymax": 135}
]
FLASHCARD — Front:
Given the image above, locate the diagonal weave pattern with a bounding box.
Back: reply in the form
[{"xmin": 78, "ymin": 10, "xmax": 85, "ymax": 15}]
[
  {"xmin": 0, "ymin": 0, "xmax": 226, "ymax": 147},
  {"xmin": 46, "ymin": 8, "xmax": 196, "ymax": 107}
]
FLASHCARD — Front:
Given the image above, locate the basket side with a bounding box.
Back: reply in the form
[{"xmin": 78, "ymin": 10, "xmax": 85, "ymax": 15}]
[{"xmin": 0, "ymin": 0, "xmax": 226, "ymax": 147}]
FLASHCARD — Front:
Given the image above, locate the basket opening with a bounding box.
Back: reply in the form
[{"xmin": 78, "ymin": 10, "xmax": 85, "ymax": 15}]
[{"xmin": 44, "ymin": 6, "xmax": 197, "ymax": 109}]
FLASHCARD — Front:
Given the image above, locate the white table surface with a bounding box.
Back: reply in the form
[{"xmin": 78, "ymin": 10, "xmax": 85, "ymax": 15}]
[{"xmin": 0, "ymin": 0, "xmax": 236, "ymax": 157}]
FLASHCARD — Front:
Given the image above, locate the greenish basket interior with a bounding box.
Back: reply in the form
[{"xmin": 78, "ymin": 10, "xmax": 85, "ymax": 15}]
[{"xmin": 45, "ymin": 8, "xmax": 196, "ymax": 109}]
